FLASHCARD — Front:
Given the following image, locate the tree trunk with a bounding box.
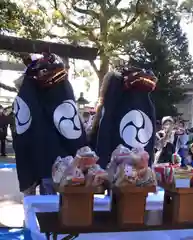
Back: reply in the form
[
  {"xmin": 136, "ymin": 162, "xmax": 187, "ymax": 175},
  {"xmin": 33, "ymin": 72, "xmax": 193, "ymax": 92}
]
[
  {"xmin": 98, "ymin": 3, "xmax": 109, "ymax": 92},
  {"xmin": 89, "ymin": 55, "xmax": 109, "ymax": 95},
  {"xmin": 98, "ymin": 54, "xmax": 109, "ymax": 90}
]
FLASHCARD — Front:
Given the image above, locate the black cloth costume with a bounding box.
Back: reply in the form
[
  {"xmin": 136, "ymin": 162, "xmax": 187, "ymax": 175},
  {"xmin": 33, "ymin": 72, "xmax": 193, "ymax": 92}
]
[
  {"xmin": 13, "ymin": 54, "xmax": 87, "ymax": 192},
  {"xmin": 90, "ymin": 67, "xmax": 157, "ymax": 168}
]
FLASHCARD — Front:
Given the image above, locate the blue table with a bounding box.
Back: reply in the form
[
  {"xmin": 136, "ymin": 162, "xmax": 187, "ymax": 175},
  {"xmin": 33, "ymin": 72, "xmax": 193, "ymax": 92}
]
[{"xmin": 0, "ymin": 228, "xmax": 32, "ymax": 240}]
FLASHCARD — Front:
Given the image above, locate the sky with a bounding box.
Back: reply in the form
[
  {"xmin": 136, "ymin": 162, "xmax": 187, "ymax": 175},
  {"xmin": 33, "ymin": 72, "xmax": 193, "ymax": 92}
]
[{"xmin": 182, "ymin": 22, "xmax": 193, "ymax": 55}]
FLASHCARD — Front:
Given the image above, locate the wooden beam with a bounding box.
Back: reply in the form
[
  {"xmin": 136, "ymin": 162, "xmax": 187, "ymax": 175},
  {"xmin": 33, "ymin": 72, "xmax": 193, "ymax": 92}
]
[
  {"xmin": 0, "ymin": 35, "xmax": 98, "ymax": 60},
  {"xmin": 0, "ymin": 61, "xmax": 25, "ymax": 71}
]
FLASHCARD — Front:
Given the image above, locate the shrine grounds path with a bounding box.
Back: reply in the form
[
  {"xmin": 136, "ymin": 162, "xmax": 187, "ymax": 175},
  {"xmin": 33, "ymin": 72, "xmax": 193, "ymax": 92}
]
[
  {"xmin": 0, "ymin": 141, "xmax": 24, "ymax": 228},
  {"xmin": 0, "ymin": 141, "xmax": 15, "ymax": 163}
]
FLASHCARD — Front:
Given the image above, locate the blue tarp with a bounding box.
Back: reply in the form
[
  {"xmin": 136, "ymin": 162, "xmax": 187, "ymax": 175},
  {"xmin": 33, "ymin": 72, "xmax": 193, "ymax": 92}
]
[
  {"xmin": 0, "ymin": 163, "xmax": 16, "ymax": 169},
  {"xmin": 0, "ymin": 228, "xmax": 32, "ymax": 240}
]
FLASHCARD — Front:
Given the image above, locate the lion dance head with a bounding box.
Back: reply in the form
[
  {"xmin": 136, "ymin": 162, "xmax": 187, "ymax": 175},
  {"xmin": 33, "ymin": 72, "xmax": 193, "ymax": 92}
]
[{"xmin": 120, "ymin": 66, "xmax": 157, "ymax": 92}]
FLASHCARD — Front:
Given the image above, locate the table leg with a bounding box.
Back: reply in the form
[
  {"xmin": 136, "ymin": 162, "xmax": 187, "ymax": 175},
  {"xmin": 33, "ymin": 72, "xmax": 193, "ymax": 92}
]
[
  {"xmin": 62, "ymin": 234, "xmax": 79, "ymax": 240},
  {"xmin": 45, "ymin": 233, "xmax": 51, "ymax": 240},
  {"xmin": 53, "ymin": 233, "xmax": 58, "ymax": 240},
  {"xmin": 45, "ymin": 232, "xmax": 79, "ymax": 240}
]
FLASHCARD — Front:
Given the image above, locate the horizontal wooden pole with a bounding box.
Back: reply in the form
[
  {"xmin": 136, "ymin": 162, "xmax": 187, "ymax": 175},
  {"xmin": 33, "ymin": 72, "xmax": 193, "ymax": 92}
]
[{"xmin": 0, "ymin": 35, "xmax": 98, "ymax": 60}]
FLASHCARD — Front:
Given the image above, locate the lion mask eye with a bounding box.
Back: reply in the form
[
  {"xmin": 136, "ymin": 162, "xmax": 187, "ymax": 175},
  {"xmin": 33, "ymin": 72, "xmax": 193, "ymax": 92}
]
[{"xmin": 39, "ymin": 69, "xmax": 48, "ymax": 76}]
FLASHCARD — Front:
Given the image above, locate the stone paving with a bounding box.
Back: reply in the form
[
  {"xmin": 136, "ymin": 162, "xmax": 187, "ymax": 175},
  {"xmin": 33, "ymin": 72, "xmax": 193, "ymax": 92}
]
[
  {"xmin": 0, "ymin": 200, "xmax": 24, "ymax": 228},
  {"xmin": 0, "ymin": 143, "xmax": 24, "ymax": 228}
]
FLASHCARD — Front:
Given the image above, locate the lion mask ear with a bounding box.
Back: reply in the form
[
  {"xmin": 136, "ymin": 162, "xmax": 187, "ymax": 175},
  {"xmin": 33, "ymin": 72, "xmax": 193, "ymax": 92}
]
[
  {"xmin": 21, "ymin": 53, "xmax": 44, "ymax": 66},
  {"xmin": 21, "ymin": 54, "xmax": 33, "ymax": 67}
]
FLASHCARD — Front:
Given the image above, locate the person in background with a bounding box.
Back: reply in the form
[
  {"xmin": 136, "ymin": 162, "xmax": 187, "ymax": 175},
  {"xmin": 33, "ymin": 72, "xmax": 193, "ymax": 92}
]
[
  {"xmin": 187, "ymin": 143, "xmax": 193, "ymax": 166},
  {"xmin": 82, "ymin": 111, "xmax": 93, "ymax": 135},
  {"xmin": 156, "ymin": 120, "xmax": 161, "ymax": 132},
  {"xmin": 187, "ymin": 126, "xmax": 193, "ymax": 146},
  {"xmin": 82, "ymin": 111, "xmax": 90, "ymax": 126},
  {"xmin": 4, "ymin": 106, "xmax": 16, "ymax": 151},
  {"xmin": 155, "ymin": 116, "xmax": 176, "ymax": 163},
  {"xmin": 0, "ymin": 105, "xmax": 8, "ymax": 156},
  {"xmin": 175, "ymin": 121, "xmax": 189, "ymax": 166}
]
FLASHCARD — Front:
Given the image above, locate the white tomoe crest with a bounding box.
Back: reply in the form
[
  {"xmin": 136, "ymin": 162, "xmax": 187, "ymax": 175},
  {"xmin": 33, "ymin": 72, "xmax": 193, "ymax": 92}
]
[
  {"xmin": 13, "ymin": 96, "xmax": 32, "ymax": 134},
  {"xmin": 53, "ymin": 100, "xmax": 82, "ymax": 139},
  {"xmin": 119, "ymin": 109, "xmax": 153, "ymax": 148}
]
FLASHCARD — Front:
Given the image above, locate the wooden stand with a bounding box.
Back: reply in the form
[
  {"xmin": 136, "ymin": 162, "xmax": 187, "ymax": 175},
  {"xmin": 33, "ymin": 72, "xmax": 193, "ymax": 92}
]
[
  {"xmin": 163, "ymin": 186, "xmax": 193, "ymax": 223},
  {"xmin": 57, "ymin": 186, "xmax": 95, "ymax": 227},
  {"xmin": 36, "ymin": 211, "xmax": 193, "ymax": 240},
  {"xmin": 111, "ymin": 186, "xmax": 156, "ymax": 225},
  {"xmin": 55, "ymin": 184, "xmax": 156, "ymax": 228}
]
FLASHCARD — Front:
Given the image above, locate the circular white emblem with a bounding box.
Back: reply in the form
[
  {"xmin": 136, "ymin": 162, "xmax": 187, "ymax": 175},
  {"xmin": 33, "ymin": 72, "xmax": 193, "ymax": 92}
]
[
  {"xmin": 53, "ymin": 100, "xmax": 82, "ymax": 139},
  {"xmin": 13, "ymin": 96, "xmax": 32, "ymax": 134},
  {"xmin": 120, "ymin": 110, "xmax": 153, "ymax": 148}
]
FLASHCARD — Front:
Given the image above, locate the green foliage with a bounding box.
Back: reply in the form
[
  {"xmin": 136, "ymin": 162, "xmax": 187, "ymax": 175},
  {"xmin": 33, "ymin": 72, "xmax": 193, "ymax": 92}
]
[
  {"xmin": 44, "ymin": 0, "xmax": 155, "ymax": 83},
  {"xmin": 0, "ymin": 0, "xmax": 47, "ymax": 38},
  {"xmin": 0, "ymin": 0, "xmax": 22, "ymax": 32},
  {"xmin": 128, "ymin": 4, "xmax": 193, "ymax": 119},
  {"xmin": 0, "ymin": 0, "xmax": 48, "ymax": 63},
  {"xmin": 180, "ymin": 0, "xmax": 193, "ymax": 19},
  {"xmin": 75, "ymin": 69, "xmax": 93, "ymax": 78},
  {"xmin": 18, "ymin": 9, "xmax": 47, "ymax": 39}
]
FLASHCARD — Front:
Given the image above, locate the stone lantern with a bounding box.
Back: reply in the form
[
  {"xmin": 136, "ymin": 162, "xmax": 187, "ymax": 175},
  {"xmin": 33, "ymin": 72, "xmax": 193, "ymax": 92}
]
[{"xmin": 76, "ymin": 92, "xmax": 89, "ymax": 110}]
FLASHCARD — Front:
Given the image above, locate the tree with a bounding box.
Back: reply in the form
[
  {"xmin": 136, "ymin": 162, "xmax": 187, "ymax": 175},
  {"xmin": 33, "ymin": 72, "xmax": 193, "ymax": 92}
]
[
  {"xmin": 0, "ymin": 0, "xmax": 48, "ymax": 92},
  {"xmin": 0, "ymin": 0, "xmax": 48, "ymax": 62},
  {"xmin": 180, "ymin": 0, "xmax": 193, "ymax": 20},
  {"xmin": 0, "ymin": 0, "xmax": 47, "ymax": 38},
  {"xmin": 128, "ymin": 2, "xmax": 193, "ymax": 118},
  {"xmin": 0, "ymin": 0, "xmax": 50, "ymax": 67},
  {"xmin": 41, "ymin": 0, "xmax": 155, "ymax": 86}
]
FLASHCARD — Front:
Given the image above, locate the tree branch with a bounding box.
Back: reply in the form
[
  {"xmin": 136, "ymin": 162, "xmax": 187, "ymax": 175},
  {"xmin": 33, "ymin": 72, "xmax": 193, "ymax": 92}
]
[
  {"xmin": 90, "ymin": 60, "xmax": 100, "ymax": 78},
  {"xmin": 106, "ymin": 0, "xmax": 113, "ymax": 7},
  {"xmin": 71, "ymin": 1, "xmax": 100, "ymax": 19},
  {"xmin": 59, "ymin": 10, "xmax": 91, "ymax": 31},
  {"xmin": 53, "ymin": 0, "xmax": 58, "ymax": 9},
  {"xmin": 118, "ymin": 0, "xmax": 141, "ymax": 31},
  {"xmin": 114, "ymin": 0, "xmax": 122, "ymax": 6},
  {"xmin": 58, "ymin": 11, "xmax": 101, "ymax": 50},
  {"xmin": 67, "ymin": 20, "xmax": 101, "ymax": 49},
  {"xmin": 67, "ymin": 19, "xmax": 91, "ymax": 32},
  {"xmin": 46, "ymin": 33, "xmax": 70, "ymax": 40},
  {"xmin": 50, "ymin": 0, "xmax": 101, "ymax": 50},
  {"xmin": 54, "ymin": 15, "xmax": 78, "ymax": 32}
]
